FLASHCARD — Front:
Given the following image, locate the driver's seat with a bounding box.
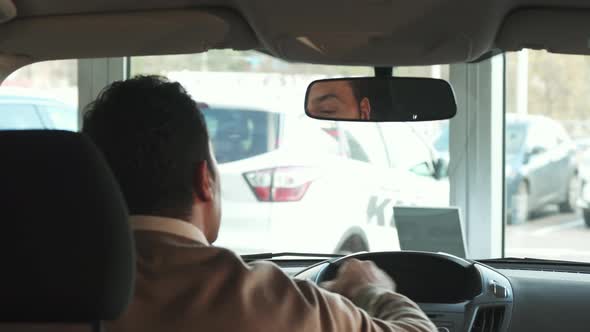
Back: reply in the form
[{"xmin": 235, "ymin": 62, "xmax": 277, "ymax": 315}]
[{"xmin": 0, "ymin": 130, "xmax": 134, "ymax": 331}]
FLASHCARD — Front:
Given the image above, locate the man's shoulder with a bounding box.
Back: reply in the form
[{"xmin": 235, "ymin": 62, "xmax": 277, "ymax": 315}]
[
  {"xmin": 206, "ymin": 247, "xmax": 298, "ymax": 290},
  {"xmin": 135, "ymin": 231, "xmax": 293, "ymax": 285},
  {"xmin": 134, "ymin": 231, "xmax": 248, "ymax": 267}
]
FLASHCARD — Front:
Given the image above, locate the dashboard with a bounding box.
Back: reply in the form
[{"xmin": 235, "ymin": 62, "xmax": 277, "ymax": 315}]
[{"xmin": 263, "ymin": 252, "xmax": 590, "ymax": 332}]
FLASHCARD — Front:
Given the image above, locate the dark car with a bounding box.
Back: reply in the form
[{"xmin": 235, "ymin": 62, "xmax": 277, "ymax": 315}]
[
  {"xmin": 505, "ymin": 114, "xmax": 579, "ymax": 224},
  {"xmin": 433, "ymin": 115, "xmax": 579, "ymax": 225}
]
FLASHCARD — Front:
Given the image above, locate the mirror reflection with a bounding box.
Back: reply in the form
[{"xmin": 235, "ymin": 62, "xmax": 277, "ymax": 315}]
[
  {"xmin": 306, "ymin": 79, "xmax": 373, "ymax": 120},
  {"xmin": 305, "ymin": 77, "xmax": 457, "ymax": 122}
]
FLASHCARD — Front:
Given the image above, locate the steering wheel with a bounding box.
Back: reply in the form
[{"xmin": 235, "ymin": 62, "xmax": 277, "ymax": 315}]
[
  {"xmin": 313, "ymin": 251, "xmax": 473, "ymax": 284},
  {"xmin": 296, "ymin": 251, "xmax": 514, "ymax": 332},
  {"xmin": 296, "ymin": 250, "xmax": 485, "ymax": 306}
]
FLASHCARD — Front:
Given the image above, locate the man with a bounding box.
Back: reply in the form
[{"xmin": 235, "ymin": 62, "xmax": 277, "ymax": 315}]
[
  {"xmin": 307, "ymin": 79, "xmax": 372, "ymax": 120},
  {"xmin": 83, "ymin": 75, "xmax": 436, "ymax": 332}
]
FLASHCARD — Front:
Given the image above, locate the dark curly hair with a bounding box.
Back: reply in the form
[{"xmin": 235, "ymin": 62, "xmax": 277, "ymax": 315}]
[
  {"xmin": 82, "ymin": 75, "xmax": 213, "ymax": 220},
  {"xmin": 348, "ymin": 79, "xmax": 370, "ymax": 104}
]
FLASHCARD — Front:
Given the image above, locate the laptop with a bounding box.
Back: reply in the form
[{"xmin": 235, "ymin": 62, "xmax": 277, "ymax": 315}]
[{"xmin": 393, "ymin": 206, "xmax": 467, "ymax": 258}]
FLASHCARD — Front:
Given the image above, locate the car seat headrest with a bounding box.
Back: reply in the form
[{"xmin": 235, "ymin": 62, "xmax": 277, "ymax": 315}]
[{"xmin": 0, "ymin": 130, "xmax": 134, "ymax": 324}]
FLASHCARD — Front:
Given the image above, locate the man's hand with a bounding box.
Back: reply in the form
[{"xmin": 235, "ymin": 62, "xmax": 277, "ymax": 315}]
[{"xmin": 320, "ymin": 259, "xmax": 396, "ymax": 300}]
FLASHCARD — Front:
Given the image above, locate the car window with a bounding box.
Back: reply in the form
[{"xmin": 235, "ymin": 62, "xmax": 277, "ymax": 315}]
[
  {"xmin": 342, "ymin": 129, "xmax": 370, "ymax": 162},
  {"xmin": 505, "ymin": 122, "xmax": 527, "ymax": 155},
  {"xmin": 525, "ymin": 124, "xmax": 540, "ymax": 149},
  {"xmin": 339, "ymin": 122, "xmax": 389, "ymax": 167},
  {"xmin": 202, "ymin": 107, "xmax": 280, "ymax": 163},
  {"xmin": 409, "ymin": 162, "xmax": 433, "ymax": 177},
  {"xmin": 553, "ymin": 122, "xmax": 570, "ymax": 145},
  {"xmin": 0, "ymin": 103, "xmax": 45, "ymax": 130},
  {"xmin": 433, "ymin": 123, "xmax": 449, "ymax": 154},
  {"xmin": 542, "ymin": 122, "xmax": 560, "ymax": 149},
  {"xmin": 380, "ymin": 123, "xmax": 433, "ymax": 175},
  {"xmin": 40, "ymin": 105, "xmax": 78, "ymax": 131},
  {"xmin": 280, "ymin": 115, "xmax": 342, "ymax": 157},
  {"xmin": 131, "ymin": 50, "xmax": 452, "ymax": 256},
  {"xmin": 528, "ymin": 121, "xmax": 558, "ymax": 150}
]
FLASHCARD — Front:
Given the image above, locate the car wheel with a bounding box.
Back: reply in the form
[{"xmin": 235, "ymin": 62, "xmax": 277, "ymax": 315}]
[
  {"xmin": 336, "ymin": 235, "xmax": 367, "ymax": 255},
  {"xmin": 509, "ymin": 181, "xmax": 529, "ymax": 225},
  {"xmin": 584, "ymin": 209, "xmax": 590, "ymax": 228},
  {"xmin": 559, "ymin": 175, "xmax": 580, "ymax": 213}
]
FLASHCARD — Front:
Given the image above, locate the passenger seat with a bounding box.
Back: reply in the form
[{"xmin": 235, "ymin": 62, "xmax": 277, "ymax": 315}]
[{"xmin": 0, "ymin": 130, "xmax": 134, "ymax": 331}]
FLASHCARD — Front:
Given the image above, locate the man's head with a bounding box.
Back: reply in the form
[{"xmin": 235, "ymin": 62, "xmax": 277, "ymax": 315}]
[
  {"xmin": 82, "ymin": 75, "xmax": 221, "ymax": 242},
  {"xmin": 306, "ymin": 79, "xmax": 371, "ymax": 120}
]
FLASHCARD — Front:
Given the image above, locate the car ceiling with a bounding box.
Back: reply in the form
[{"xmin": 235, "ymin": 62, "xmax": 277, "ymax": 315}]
[{"xmin": 2, "ymin": 0, "xmax": 590, "ymax": 75}]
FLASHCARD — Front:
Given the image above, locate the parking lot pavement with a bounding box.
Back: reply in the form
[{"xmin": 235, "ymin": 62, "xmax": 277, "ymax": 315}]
[{"xmin": 505, "ymin": 207, "xmax": 590, "ymax": 262}]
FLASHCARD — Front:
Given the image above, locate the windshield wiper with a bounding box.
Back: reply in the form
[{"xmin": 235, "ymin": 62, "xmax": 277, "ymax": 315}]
[
  {"xmin": 241, "ymin": 252, "xmax": 343, "ymax": 260},
  {"xmin": 479, "ymin": 257, "xmax": 590, "ymax": 266}
]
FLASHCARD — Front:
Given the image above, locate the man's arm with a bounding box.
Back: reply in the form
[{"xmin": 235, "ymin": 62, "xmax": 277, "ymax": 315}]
[
  {"xmin": 349, "ymin": 285, "xmax": 437, "ymax": 332},
  {"xmin": 320, "ymin": 259, "xmax": 437, "ymax": 331},
  {"xmin": 247, "ymin": 259, "xmax": 437, "ymax": 332}
]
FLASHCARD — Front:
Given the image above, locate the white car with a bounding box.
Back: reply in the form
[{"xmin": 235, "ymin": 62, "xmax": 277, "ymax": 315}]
[
  {"xmin": 202, "ymin": 104, "xmax": 449, "ymax": 254},
  {"xmin": 0, "ymin": 93, "xmax": 77, "ymax": 131}
]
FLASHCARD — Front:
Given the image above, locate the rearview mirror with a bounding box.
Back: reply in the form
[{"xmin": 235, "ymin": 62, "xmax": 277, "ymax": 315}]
[{"xmin": 305, "ymin": 77, "xmax": 456, "ymax": 122}]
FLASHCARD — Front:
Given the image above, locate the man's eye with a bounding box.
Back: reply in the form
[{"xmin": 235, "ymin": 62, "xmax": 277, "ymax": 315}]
[{"xmin": 319, "ymin": 109, "xmax": 336, "ymax": 115}]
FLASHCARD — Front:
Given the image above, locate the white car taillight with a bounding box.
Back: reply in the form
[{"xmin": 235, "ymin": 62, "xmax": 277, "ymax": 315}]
[{"xmin": 243, "ymin": 166, "xmax": 316, "ymax": 202}]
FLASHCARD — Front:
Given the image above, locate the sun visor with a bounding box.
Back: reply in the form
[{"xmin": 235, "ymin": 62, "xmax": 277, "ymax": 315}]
[
  {"xmin": 0, "ymin": 9, "xmax": 258, "ymax": 61},
  {"xmin": 0, "ymin": 0, "xmax": 16, "ymax": 24},
  {"xmin": 275, "ymin": 32, "xmax": 474, "ymax": 67},
  {"xmin": 496, "ymin": 9, "xmax": 590, "ymax": 55}
]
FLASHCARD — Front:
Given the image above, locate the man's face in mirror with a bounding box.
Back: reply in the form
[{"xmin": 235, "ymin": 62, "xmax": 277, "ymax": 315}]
[{"xmin": 307, "ymin": 80, "xmax": 371, "ymax": 120}]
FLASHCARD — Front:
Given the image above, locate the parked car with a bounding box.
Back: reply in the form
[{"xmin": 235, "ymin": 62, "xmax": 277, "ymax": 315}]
[
  {"xmin": 202, "ymin": 104, "xmax": 449, "ymax": 254},
  {"xmin": 505, "ymin": 114, "xmax": 579, "ymax": 224},
  {"xmin": 579, "ymin": 175, "xmax": 590, "ymax": 228},
  {"xmin": 575, "ymin": 138, "xmax": 590, "ymax": 227},
  {"xmin": 0, "ymin": 93, "xmax": 77, "ymax": 131}
]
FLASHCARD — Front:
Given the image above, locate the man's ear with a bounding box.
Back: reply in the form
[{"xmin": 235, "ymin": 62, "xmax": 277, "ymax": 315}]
[
  {"xmin": 193, "ymin": 160, "xmax": 213, "ymax": 202},
  {"xmin": 360, "ymin": 97, "xmax": 371, "ymax": 120}
]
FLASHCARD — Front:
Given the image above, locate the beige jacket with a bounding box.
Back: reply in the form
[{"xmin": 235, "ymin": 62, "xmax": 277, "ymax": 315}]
[{"xmin": 106, "ymin": 216, "xmax": 437, "ymax": 332}]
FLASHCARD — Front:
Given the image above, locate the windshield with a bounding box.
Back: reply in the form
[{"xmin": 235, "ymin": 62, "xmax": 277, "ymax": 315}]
[
  {"xmin": 3, "ymin": 49, "xmax": 590, "ymax": 263},
  {"xmin": 202, "ymin": 106, "xmax": 280, "ymax": 164},
  {"xmin": 503, "ymin": 50, "xmax": 589, "ymax": 263},
  {"xmin": 433, "ymin": 123, "xmax": 448, "ymax": 154},
  {"xmin": 130, "ymin": 51, "xmax": 450, "ymax": 255}
]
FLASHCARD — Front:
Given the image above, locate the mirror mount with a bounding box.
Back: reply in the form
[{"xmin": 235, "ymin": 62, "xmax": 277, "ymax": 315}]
[{"xmin": 374, "ymin": 67, "xmax": 393, "ymax": 77}]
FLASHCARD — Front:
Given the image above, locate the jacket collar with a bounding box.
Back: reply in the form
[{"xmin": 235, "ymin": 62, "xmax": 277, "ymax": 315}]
[{"xmin": 129, "ymin": 215, "xmax": 209, "ymax": 245}]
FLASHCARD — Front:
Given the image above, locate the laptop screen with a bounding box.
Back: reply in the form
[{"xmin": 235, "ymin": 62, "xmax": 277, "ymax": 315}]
[{"xmin": 393, "ymin": 206, "xmax": 467, "ymax": 258}]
